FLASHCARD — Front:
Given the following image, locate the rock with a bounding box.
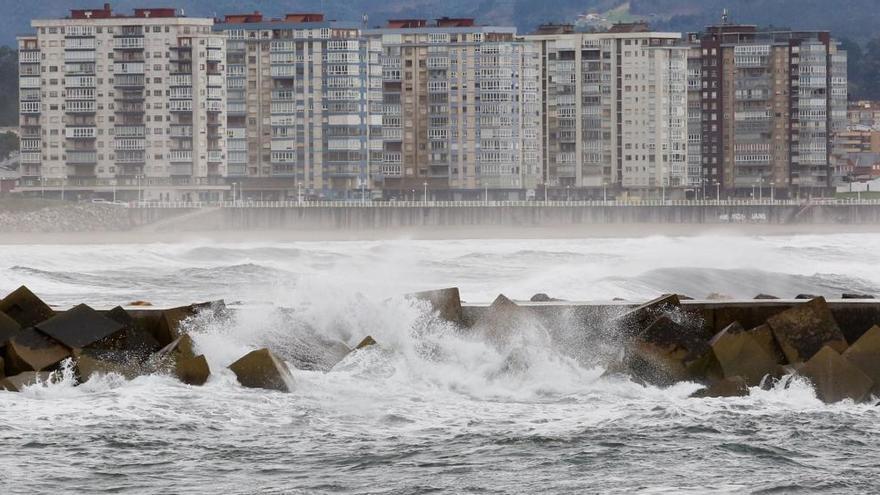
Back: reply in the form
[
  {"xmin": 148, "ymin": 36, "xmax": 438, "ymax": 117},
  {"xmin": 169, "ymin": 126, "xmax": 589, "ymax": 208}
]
[
  {"xmin": 754, "ymin": 294, "xmax": 780, "ymax": 300},
  {"xmin": 798, "ymin": 345, "xmax": 874, "ymax": 403},
  {"xmin": 766, "ymin": 297, "xmax": 847, "ymax": 364},
  {"xmin": 678, "ymin": 295, "xmax": 694, "ymax": 301},
  {"xmin": 409, "ymin": 288, "xmax": 464, "ymax": 324},
  {"xmin": 228, "ymin": 348, "xmax": 295, "ymax": 392},
  {"xmin": 4, "ymin": 328, "xmax": 70, "ymax": 374},
  {"xmin": 611, "ymin": 294, "xmax": 680, "ymax": 336},
  {"xmin": 529, "ymin": 293, "xmax": 563, "ymax": 302},
  {"xmin": 842, "ymin": 325, "xmax": 880, "ymax": 394},
  {"xmin": 842, "ymin": 293, "xmax": 874, "ymax": 299},
  {"xmin": 0, "ymin": 371, "xmax": 58, "ymax": 392},
  {"xmin": 128, "ymin": 301, "xmax": 154, "ymax": 306},
  {"xmin": 706, "ymin": 293, "xmax": 734, "ymax": 300},
  {"xmin": 0, "ymin": 311, "xmax": 22, "ymax": 348},
  {"xmin": 35, "ymin": 304, "xmax": 126, "ymax": 350},
  {"xmin": 626, "ymin": 315, "xmax": 720, "ymax": 386},
  {"xmin": 747, "ymin": 324, "xmax": 787, "ymax": 364},
  {"xmin": 691, "ymin": 376, "xmax": 750, "ymax": 398},
  {"xmin": 355, "ymin": 336, "xmax": 377, "ymax": 350},
  {"xmin": 795, "ymin": 294, "xmax": 819, "ymax": 300},
  {"xmin": 709, "ymin": 322, "xmax": 782, "ymax": 387},
  {"xmin": 0, "ymin": 286, "xmax": 55, "ymax": 328},
  {"xmin": 175, "ymin": 354, "xmax": 210, "ymax": 386},
  {"xmin": 105, "ymin": 307, "xmax": 162, "ymax": 355}
]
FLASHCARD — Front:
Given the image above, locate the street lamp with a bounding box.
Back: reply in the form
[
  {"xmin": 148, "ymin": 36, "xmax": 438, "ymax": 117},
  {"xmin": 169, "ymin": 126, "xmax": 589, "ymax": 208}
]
[
  {"xmin": 39, "ymin": 177, "xmax": 44, "ymax": 199},
  {"xmin": 423, "ymin": 181, "xmax": 428, "ymax": 204},
  {"xmin": 231, "ymin": 182, "xmax": 237, "ymax": 205},
  {"xmin": 566, "ymin": 185, "xmax": 570, "ymax": 202},
  {"xmin": 714, "ymin": 180, "xmax": 720, "ymax": 202},
  {"xmin": 60, "ymin": 178, "xmax": 65, "ymax": 202},
  {"xmin": 603, "ymin": 180, "xmax": 607, "ymax": 203},
  {"xmin": 298, "ymin": 182, "xmax": 303, "ymax": 204},
  {"xmin": 770, "ymin": 181, "xmax": 775, "ymax": 202}
]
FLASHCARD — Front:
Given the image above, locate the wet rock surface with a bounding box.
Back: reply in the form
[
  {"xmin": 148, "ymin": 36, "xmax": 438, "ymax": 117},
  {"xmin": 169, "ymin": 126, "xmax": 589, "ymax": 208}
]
[{"xmin": 228, "ymin": 348, "xmax": 295, "ymax": 392}]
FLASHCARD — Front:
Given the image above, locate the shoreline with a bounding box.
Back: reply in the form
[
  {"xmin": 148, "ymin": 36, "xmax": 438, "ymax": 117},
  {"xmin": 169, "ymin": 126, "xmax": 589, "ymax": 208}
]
[{"xmin": 3, "ymin": 223, "xmax": 880, "ymax": 244}]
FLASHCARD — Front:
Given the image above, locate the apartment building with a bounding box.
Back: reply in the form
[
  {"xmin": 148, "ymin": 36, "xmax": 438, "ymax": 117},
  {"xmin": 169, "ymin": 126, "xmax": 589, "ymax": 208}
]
[
  {"xmin": 689, "ymin": 22, "xmax": 847, "ymax": 197},
  {"xmin": 366, "ymin": 19, "xmax": 542, "ymax": 201},
  {"xmin": 526, "ymin": 23, "xmax": 689, "ymax": 199},
  {"xmin": 18, "ymin": 3, "xmax": 227, "ymax": 201},
  {"xmin": 215, "ymin": 13, "xmax": 382, "ymax": 200}
]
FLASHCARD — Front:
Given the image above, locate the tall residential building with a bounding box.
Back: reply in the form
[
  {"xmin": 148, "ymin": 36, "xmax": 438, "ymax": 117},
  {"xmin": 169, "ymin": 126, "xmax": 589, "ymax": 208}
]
[
  {"xmin": 525, "ymin": 23, "xmax": 689, "ymax": 199},
  {"xmin": 18, "ymin": 3, "xmax": 228, "ymax": 201},
  {"xmin": 689, "ymin": 23, "xmax": 847, "ymax": 197},
  {"xmin": 366, "ymin": 19, "xmax": 542, "ymax": 201},
  {"xmin": 215, "ymin": 13, "xmax": 382, "ymax": 201}
]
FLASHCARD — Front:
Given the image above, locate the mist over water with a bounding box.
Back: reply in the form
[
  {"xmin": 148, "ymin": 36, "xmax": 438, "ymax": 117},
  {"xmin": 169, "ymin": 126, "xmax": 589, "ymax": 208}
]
[{"xmin": 2, "ymin": 233, "xmax": 880, "ymax": 493}]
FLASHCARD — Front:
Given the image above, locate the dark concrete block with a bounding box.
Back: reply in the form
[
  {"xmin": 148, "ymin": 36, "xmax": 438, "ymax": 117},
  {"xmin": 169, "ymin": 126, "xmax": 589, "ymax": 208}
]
[
  {"xmin": 612, "ymin": 294, "xmax": 680, "ymax": 336},
  {"xmin": 228, "ymin": 348, "xmax": 294, "ymax": 392},
  {"xmin": 842, "ymin": 293, "xmax": 874, "ymax": 299},
  {"xmin": 35, "ymin": 304, "xmax": 126, "ymax": 350},
  {"xmin": 355, "ymin": 336, "xmax": 377, "ymax": 350},
  {"xmin": 0, "ymin": 286, "xmax": 54, "ymax": 328},
  {"xmin": 710, "ymin": 322, "xmax": 782, "ymax": 387},
  {"xmin": 0, "ymin": 311, "xmax": 22, "ymax": 349},
  {"xmin": 799, "ymin": 345, "xmax": 873, "ymax": 403},
  {"xmin": 4, "ymin": 328, "xmax": 70, "ymax": 374},
  {"xmin": 0, "ymin": 371, "xmax": 57, "ymax": 392},
  {"xmin": 767, "ymin": 297, "xmax": 847, "ymax": 363},
  {"xmin": 627, "ymin": 315, "xmax": 719, "ymax": 386},
  {"xmin": 176, "ymin": 354, "xmax": 210, "ymax": 386},
  {"xmin": 691, "ymin": 376, "xmax": 750, "ymax": 398},
  {"xmin": 409, "ymin": 288, "xmax": 464, "ymax": 324},
  {"xmin": 754, "ymin": 294, "xmax": 780, "ymax": 300},
  {"xmin": 842, "ymin": 325, "xmax": 880, "ymax": 394}
]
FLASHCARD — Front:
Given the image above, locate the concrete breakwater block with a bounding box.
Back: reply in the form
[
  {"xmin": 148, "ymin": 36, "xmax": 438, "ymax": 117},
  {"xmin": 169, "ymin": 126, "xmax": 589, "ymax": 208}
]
[
  {"xmin": 35, "ymin": 304, "xmax": 126, "ymax": 350},
  {"xmin": 0, "ymin": 286, "xmax": 55, "ymax": 328},
  {"xmin": 767, "ymin": 297, "xmax": 848, "ymax": 363},
  {"xmin": 799, "ymin": 346, "xmax": 874, "ymax": 403},
  {"xmin": 0, "ymin": 371, "xmax": 60, "ymax": 392},
  {"xmin": 626, "ymin": 315, "xmax": 719, "ymax": 386},
  {"xmin": 708, "ymin": 322, "xmax": 782, "ymax": 387},
  {"xmin": 408, "ymin": 287, "xmax": 463, "ymax": 325},
  {"xmin": 228, "ymin": 348, "xmax": 295, "ymax": 392},
  {"xmin": 5, "ymin": 328, "xmax": 71, "ymax": 374}
]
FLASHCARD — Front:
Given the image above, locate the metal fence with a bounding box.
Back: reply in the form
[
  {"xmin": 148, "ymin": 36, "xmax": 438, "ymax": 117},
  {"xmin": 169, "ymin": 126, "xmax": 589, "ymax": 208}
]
[{"xmin": 126, "ymin": 198, "xmax": 880, "ymax": 209}]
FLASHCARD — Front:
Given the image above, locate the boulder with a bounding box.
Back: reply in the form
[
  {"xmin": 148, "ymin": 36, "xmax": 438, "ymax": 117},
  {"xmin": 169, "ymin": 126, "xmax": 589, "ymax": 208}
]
[
  {"xmin": 35, "ymin": 304, "xmax": 126, "ymax": 350},
  {"xmin": 842, "ymin": 325, "xmax": 880, "ymax": 394},
  {"xmin": 355, "ymin": 336, "xmax": 377, "ymax": 350},
  {"xmin": 286, "ymin": 337, "xmax": 352, "ymax": 372},
  {"xmin": 842, "ymin": 293, "xmax": 874, "ymax": 299},
  {"xmin": 626, "ymin": 315, "xmax": 720, "ymax": 386},
  {"xmin": 766, "ymin": 297, "xmax": 847, "ymax": 364},
  {"xmin": 795, "ymin": 294, "xmax": 819, "ymax": 300},
  {"xmin": 0, "ymin": 311, "xmax": 22, "ymax": 348},
  {"xmin": 228, "ymin": 348, "xmax": 294, "ymax": 392},
  {"xmin": 754, "ymin": 294, "xmax": 780, "ymax": 300},
  {"xmin": 611, "ymin": 294, "xmax": 680, "ymax": 336},
  {"xmin": 798, "ymin": 345, "xmax": 874, "ymax": 403},
  {"xmin": 0, "ymin": 286, "xmax": 54, "ymax": 328},
  {"xmin": 709, "ymin": 322, "xmax": 782, "ymax": 387},
  {"xmin": 691, "ymin": 376, "xmax": 750, "ymax": 398},
  {"xmin": 706, "ymin": 293, "xmax": 734, "ymax": 301},
  {"xmin": 175, "ymin": 354, "xmax": 210, "ymax": 386},
  {"xmin": 409, "ymin": 288, "xmax": 463, "ymax": 324},
  {"xmin": 4, "ymin": 328, "xmax": 70, "ymax": 374},
  {"xmin": 128, "ymin": 301, "xmax": 153, "ymax": 306},
  {"xmin": 0, "ymin": 371, "xmax": 58, "ymax": 392}
]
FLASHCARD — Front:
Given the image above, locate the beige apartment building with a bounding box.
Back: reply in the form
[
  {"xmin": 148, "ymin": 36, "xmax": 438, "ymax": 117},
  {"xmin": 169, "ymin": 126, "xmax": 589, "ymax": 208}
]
[
  {"xmin": 215, "ymin": 13, "xmax": 383, "ymax": 201},
  {"xmin": 366, "ymin": 19, "xmax": 543, "ymax": 200},
  {"xmin": 17, "ymin": 4, "xmax": 227, "ymax": 201},
  {"xmin": 525, "ymin": 23, "xmax": 689, "ymax": 199}
]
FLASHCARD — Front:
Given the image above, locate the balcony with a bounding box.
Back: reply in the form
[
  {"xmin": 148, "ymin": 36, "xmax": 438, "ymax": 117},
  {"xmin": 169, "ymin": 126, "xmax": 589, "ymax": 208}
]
[
  {"xmin": 169, "ymin": 100, "xmax": 193, "ymax": 112},
  {"xmin": 20, "ymin": 77, "xmax": 40, "ymax": 89},
  {"xmin": 115, "ymin": 150, "xmax": 145, "ymax": 163},
  {"xmin": 169, "ymin": 150, "xmax": 193, "ymax": 162},
  {"xmin": 206, "ymin": 100, "xmax": 223, "ymax": 113},
  {"xmin": 19, "ymin": 51, "xmax": 40, "ymax": 63},
  {"xmin": 114, "ymin": 126, "xmax": 145, "ymax": 138},
  {"xmin": 207, "ymin": 150, "xmax": 223, "ymax": 162},
  {"xmin": 170, "ymin": 125, "xmax": 193, "ymax": 138},
  {"xmin": 20, "ymin": 102, "xmax": 41, "ymax": 114},
  {"xmin": 114, "ymin": 37, "xmax": 144, "ymax": 50},
  {"xmin": 67, "ymin": 151, "xmax": 98, "ymax": 164},
  {"xmin": 65, "ymin": 127, "xmax": 97, "ymax": 139},
  {"xmin": 20, "ymin": 152, "xmax": 42, "ymax": 163},
  {"xmin": 114, "ymin": 138, "xmax": 145, "ymax": 151},
  {"xmin": 113, "ymin": 75, "xmax": 144, "ymax": 88},
  {"xmin": 20, "ymin": 139, "xmax": 40, "ymax": 151},
  {"xmin": 114, "ymin": 62, "xmax": 144, "ymax": 74}
]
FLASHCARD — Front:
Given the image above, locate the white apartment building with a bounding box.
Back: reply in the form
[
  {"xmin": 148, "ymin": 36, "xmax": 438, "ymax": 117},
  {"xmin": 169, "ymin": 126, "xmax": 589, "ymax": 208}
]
[
  {"xmin": 366, "ymin": 19, "xmax": 542, "ymax": 201},
  {"xmin": 215, "ymin": 13, "xmax": 383, "ymax": 201},
  {"xmin": 17, "ymin": 4, "xmax": 227, "ymax": 202},
  {"xmin": 526, "ymin": 24, "xmax": 689, "ymax": 198}
]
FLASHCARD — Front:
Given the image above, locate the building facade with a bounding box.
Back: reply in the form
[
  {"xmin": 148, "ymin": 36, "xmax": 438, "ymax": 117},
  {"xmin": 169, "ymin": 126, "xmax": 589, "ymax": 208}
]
[
  {"xmin": 216, "ymin": 13, "xmax": 382, "ymax": 201},
  {"xmin": 366, "ymin": 19, "xmax": 542, "ymax": 201},
  {"xmin": 18, "ymin": 3, "xmax": 227, "ymax": 201},
  {"xmin": 689, "ymin": 23, "xmax": 847, "ymax": 198},
  {"xmin": 526, "ymin": 24, "xmax": 689, "ymax": 199}
]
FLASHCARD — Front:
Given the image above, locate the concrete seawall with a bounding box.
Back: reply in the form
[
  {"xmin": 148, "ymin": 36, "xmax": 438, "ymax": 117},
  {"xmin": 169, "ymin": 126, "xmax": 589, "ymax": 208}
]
[{"xmin": 129, "ymin": 203, "xmax": 880, "ymax": 231}]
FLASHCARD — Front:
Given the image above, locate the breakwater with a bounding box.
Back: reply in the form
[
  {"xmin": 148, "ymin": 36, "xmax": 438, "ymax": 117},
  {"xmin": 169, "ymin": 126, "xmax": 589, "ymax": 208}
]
[
  {"xmin": 128, "ymin": 200, "xmax": 880, "ymax": 231},
  {"xmin": 3, "ymin": 285, "xmax": 880, "ymax": 404}
]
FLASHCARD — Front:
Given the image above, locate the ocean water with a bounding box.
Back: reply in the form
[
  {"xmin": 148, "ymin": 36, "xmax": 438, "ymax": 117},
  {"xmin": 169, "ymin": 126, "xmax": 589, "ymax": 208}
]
[{"xmin": 1, "ymin": 234, "xmax": 880, "ymax": 493}]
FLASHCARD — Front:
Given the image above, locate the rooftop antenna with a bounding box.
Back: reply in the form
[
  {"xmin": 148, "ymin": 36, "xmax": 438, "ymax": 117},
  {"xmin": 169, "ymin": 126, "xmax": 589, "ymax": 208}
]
[{"xmin": 721, "ymin": 8, "xmax": 730, "ymax": 25}]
